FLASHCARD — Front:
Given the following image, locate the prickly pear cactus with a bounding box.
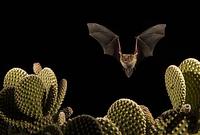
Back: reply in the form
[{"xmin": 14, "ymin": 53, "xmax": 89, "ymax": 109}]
[
  {"xmin": 33, "ymin": 62, "xmax": 42, "ymax": 75},
  {"xmin": 60, "ymin": 107, "xmax": 73, "ymax": 120},
  {"xmin": 63, "ymin": 114, "xmax": 103, "ymax": 135},
  {"xmin": 106, "ymin": 98, "xmax": 146, "ymax": 135},
  {"xmin": 139, "ymin": 105, "xmax": 157, "ymax": 134},
  {"xmin": 0, "ymin": 63, "xmax": 69, "ymax": 134},
  {"xmin": 165, "ymin": 65, "xmax": 186, "ymax": 108},
  {"xmin": 3, "ymin": 68, "xmax": 28, "ymax": 88},
  {"xmin": 154, "ymin": 104, "xmax": 191, "ymax": 134},
  {"xmin": 179, "ymin": 58, "xmax": 200, "ymax": 121},
  {"xmin": 165, "ymin": 58, "xmax": 200, "ymax": 134},
  {"xmin": 1, "ymin": 57, "xmax": 200, "ymax": 135},
  {"xmin": 15, "ymin": 75, "xmax": 46, "ymax": 120},
  {"xmin": 36, "ymin": 124, "xmax": 63, "ymax": 135},
  {"xmin": 37, "ymin": 67, "xmax": 58, "ymax": 115},
  {"xmin": 96, "ymin": 117, "xmax": 122, "ymax": 135}
]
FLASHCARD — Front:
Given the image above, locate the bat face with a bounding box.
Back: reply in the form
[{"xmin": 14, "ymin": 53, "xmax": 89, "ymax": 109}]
[{"xmin": 120, "ymin": 53, "xmax": 138, "ymax": 78}]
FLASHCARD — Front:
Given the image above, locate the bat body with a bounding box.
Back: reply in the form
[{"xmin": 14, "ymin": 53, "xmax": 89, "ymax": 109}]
[{"xmin": 87, "ymin": 23, "xmax": 166, "ymax": 78}]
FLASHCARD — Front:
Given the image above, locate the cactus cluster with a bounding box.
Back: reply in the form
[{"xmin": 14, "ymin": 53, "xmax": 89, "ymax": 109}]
[
  {"xmin": 0, "ymin": 63, "xmax": 69, "ymax": 134},
  {"xmin": 165, "ymin": 58, "xmax": 200, "ymax": 134},
  {"xmin": 0, "ymin": 58, "xmax": 200, "ymax": 134}
]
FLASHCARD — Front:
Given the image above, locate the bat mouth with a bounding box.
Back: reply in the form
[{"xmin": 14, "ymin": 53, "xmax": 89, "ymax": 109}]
[{"xmin": 124, "ymin": 68, "xmax": 133, "ymax": 78}]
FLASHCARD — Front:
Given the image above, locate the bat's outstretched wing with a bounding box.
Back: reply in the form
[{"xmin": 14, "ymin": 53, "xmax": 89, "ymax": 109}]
[
  {"xmin": 87, "ymin": 23, "xmax": 121, "ymax": 60},
  {"xmin": 136, "ymin": 24, "xmax": 166, "ymax": 57}
]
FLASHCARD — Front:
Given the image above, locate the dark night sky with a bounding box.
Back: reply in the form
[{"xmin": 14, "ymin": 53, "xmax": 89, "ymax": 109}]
[{"xmin": 1, "ymin": 3, "xmax": 200, "ymax": 118}]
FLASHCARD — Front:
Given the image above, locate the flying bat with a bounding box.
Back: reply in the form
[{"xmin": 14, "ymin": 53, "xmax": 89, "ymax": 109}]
[{"xmin": 87, "ymin": 23, "xmax": 166, "ymax": 78}]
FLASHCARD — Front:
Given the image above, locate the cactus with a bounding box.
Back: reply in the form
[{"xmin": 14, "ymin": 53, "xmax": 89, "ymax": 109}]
[
  {"xmin": 60, "ymin": 107, "xmax": 73, "ymax": 120},
  {"xmin": 3, "ymin": 68, "xmax": 28, "ymax": 88},
  {"xmin": 96, "ymin": 117, "xmax": 122, "ymax": 135},
  {"xmin": 165, "ymin": 58, "xmax": 200, "ymax": 133},
  {"xmin": 54, "ymin": 107, "xmax": 73, "ymax": 126},
  {"xmin": 49, "ymin": 79, "xmax": 67, "ymax": 116},
  {"xmin": 33, "ymin": 62, "xmax": 42, "ymax": 75},
  {"xmin": 1, "ymin": 57, "xmax": 200, "ymax": 134},
  {"xmin": 37, "ymin": 67, "xmax": 58, "ymax": 115},
  {"xmin": 106, "ymin": 98, "xmax": 146, "ymax": 135},
  {"xmin": 15, "ymin": 75, "xmax": 46, "ymax": 120},
  {"xmin": 0, "ymin": 63, "xmax": 68, "ymax": 134},
  {"xmin": 139, "ymin": 105, "xmax": 157, "ymax": 134},
  {"xmin": 36, "ymin": 124, "xmax": 63, "ymax": 135},
  {"xmin": 165, "ymin": 65, "xmax": 186, "ymax": 109},
  {"xmin": 63, "ymin": 114, "xmax": 103, "ymax": 135},
  {"xmin": 154, "ymin": 104, "xmax": 191, "ymax": 134},
  {"xmin": 60, "ymin": 112, "xmax": 67, "ymax": 126},
  {"xmin": 179, "ymin": 58, "xmax": 200, "ymax": 123}
]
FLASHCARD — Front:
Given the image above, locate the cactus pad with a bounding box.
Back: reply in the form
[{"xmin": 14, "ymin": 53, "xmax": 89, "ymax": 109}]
[
  {"xmin": 57, "ymin": 111, "xmax": 66, "ymax": 126},
  {"xmin": 96, "ymin": 117, "xmax": 122, "ymax": 135},
  {"xmin": 38, "ymin": 67, "xmax": 58, "ymax": 115},
  {"xmin": 3, "ymin": 68, "xmax": 28, "ymax": 88},
  {"xmin": 61, "ymin": 107, "xmax": 73, "ymax": 120},
  {"xmin": 165, "ymin": 65, "xmax": 186, "ymax": 108},
  {"xmin": 36, "ymin": 124, "xmax": 63, "ymax": 135},
  {"xmin": 155, "ymin": 104, "xmax": 191, "ymax": 134},
  {"xmin": 64, "ymin": 114, "xmax": 103, "ymax": 135},
  {"xmin": 33, "ymin": 62, "xmax": 42, "ymax": 75},
  {"xmin": 140, "ymin": 105, "xmax": 157, "ymax": 134},
  {"xmin": 107, "ymin": 98, "xmax": 146, "ymax": 135},
  {"xmin": 14, "ymin": 75, "xmax": 46, "ymax": 119},
  {"xmin": 179, "ymin": 58, "xmax": 200, "ymax": 119}
]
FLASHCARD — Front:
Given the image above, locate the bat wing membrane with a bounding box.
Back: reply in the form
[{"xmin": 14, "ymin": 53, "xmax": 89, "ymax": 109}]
[
  {"xmin": 136, "ymin": 24, "xmax": 166, "ymax": 57},
  {"xmin": 87, "ymin": 23, "xmax": 121, "ymax": 60}
]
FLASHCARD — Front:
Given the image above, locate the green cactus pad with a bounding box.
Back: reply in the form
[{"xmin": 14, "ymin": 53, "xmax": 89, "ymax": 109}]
[
  {"xmin": 165, "ymin": 65, "xmax": 186, "ymax": 108},
  {"xmin": 170, "ymin": 118, "xmax": 189, "ymax": 135},
  {"xmin": 64, "ymin": 114, "xmax": 103, "ymax": 135},
  {"xmin": 53, "ymin": 79, "xmax": 67, "ymax": 115},
  {"xmin": 33, "ymin": 62, "xmax": 42, "ymax": 75},
  {"xmin": 3, "ymin": 68, "xmax": 28, "ymax": 88},
  {"xmin": 140, "ymin": 105, "xmax": 157, "ymax": 134},
  {"xmin": 61, "ymin": 107, "xmax": 73, "ymax": 120},
  {"xmin": 38, "ymin": 67, "xmax": 58, "ymax": 115},
  {"xmin": 48, "ymin": 79, "xmax": 68, "ymax": 116},
  {"xmin": 14, "ymin": 75, "xmax": 46, "ymax": 120},
  {"xmin": 38, "ymin": 67, "xmax": 58, "ymax": 90},
  {"xmin": 54, "ymin": 107, "xmax": 73, "ymax": 126},
  {"xmin": 155, "ymin": 104, "xmax": 190, "ymax": 134},
  {"xmin": 96, "ymin": 117, "xmax": 122, "ymax": 135},
  {"xmin": 107, "ymin": 98, "xmax": 146, "ymax": 135},
  {"xmin": 36, "ymin": 124, "xmax": 63, "ymax": 135},
  {"xmin": 38, "ymin": 67, "xmax": 58, "ymax": 91},
  {"xmin": 0, "ymin": 113, "xmax": 53, "ymax": 134},
  {"xmin": 0, "ymin": 87, "xmax": 53, "ymax": 134},
  {"xmin": 0, "ymin": 87, "xmax": 22, "ymax": 120},
  {"xmin": 179, "ymin": 58, "xmax": 200, "ymax": 120},
  {"xmin": 56, "ymin": 111, "xmax": 66, "ymax": 126}
]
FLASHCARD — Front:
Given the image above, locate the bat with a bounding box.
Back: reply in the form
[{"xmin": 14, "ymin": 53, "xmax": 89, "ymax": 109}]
[{"xmin": 87, "ymin": 23, "xmax": 166, "ymax": 78}]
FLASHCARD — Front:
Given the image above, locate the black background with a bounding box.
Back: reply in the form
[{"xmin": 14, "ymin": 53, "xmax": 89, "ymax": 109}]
[{"xmin": 1, "ymin": 3, "xmax": 200, "ymax": 118}]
